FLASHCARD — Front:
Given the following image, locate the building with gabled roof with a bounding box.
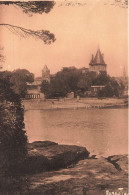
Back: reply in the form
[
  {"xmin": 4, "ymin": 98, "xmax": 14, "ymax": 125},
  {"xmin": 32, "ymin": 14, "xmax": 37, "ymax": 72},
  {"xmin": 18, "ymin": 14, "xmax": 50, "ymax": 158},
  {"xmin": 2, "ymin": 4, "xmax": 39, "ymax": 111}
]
[{"xmin": 89, "ymin": 49, "xmax": 107, "ymax": 73}]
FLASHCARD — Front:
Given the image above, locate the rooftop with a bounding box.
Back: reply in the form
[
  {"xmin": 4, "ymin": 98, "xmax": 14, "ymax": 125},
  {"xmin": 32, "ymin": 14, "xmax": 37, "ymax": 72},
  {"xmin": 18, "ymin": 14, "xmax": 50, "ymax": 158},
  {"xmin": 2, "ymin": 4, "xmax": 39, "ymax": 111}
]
[{"xmin": 90, "ymin": 49, "xmax": 106, "ymax": 66}]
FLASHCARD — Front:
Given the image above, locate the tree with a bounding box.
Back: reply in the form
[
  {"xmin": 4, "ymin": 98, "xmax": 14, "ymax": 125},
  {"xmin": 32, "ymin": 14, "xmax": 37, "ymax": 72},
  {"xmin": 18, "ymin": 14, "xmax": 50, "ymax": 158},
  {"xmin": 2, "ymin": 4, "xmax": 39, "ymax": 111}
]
[
  {"xmin": 40, "ymin": 80, "xmax": 50, "ymax": 98},
  {"xmin": 0, "ymin": 71, "xmax": 27, "ymax": 174},
  {"xmin": 77, "ymin": 73, "xmax": 92, "ymax": 92},
  {"xmin": 0, "ymin": 69, "xmax": 34, "ymax": 98},
  {"xmin": 92, "ymin": 72, "xmax": 109, "ymax": 86},
  {"xmin": 0, "ymin": 2, "xmax": 56, "ymax": 175},
  {"xmin": 10, "ymin": 69, "xmax": 34, "ymax": 97},
  {"xmin": 0, "ymin": 1, "xmax": 55, "ymax": 14},
  {"xmin": 47, "ymin": 67, "xmax": 83, "ymax": 98},
  {"xmin": 0, "ymin": 1, "xmax": 56, "ymax": 44},
  {"xmin": 49, "ymin": 76, "xmax": 67, "ymax": 98},
  {"xmin": 90, "ymin": 72, "xmax": 121, "ymax": 97},
  {"xmin": 0, "ymin": 71, "xmax": 19, "ymax": 102},
  {"xmin": 0, "ymin": 103, "xmax": 27, "ymax": 174},
  {"xmin": 97, "ymin": 77, "xmax": 120, "ymax": 97},
  {"xmin": 58, "ymin": 67, "xmax": 81, "ymax": 93},
  {"xmin": 42, "ymin": 69, "xmax": 123, "ymax": 98}
]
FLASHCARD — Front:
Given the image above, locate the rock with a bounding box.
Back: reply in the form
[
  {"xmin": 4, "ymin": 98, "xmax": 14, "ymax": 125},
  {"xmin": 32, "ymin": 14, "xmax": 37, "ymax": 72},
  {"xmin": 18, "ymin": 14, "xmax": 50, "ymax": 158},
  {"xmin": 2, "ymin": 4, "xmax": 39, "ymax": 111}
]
[
  {"xmin": 19, "ymin": 142, "xmax": 128, "ymax": 194},
  {"xmin": 27, "ymin": 157, "xmax": 128, "ymax": 195},
  {"xmin": 107, "ymin": 154, "xmax": 128, "ymax": 174},
  {"xmin": 27, "ymin": 141, "xmax": 58, "ymax": 150},
  {"xmin": 24, "ymin": 141, "xmax": 89, "ymax": 173}
]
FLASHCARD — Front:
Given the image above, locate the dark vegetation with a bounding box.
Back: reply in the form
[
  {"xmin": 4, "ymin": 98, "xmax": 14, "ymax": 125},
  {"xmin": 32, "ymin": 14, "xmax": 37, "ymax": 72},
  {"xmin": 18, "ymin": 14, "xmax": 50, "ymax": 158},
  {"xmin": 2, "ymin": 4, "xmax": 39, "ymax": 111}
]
[
  {"xmin": 0, "ymin": 70, "xmax": 28, "ymax": 175},
  {"xmin": 0, "ymin": 1, "xmax": 56, "ymax": 44},
  {"xmin": 0, "ymin": 1, "xmax": 55, "ymax": 14},
  {"xmin": 0, "ymin": 69, "xmax": 34, "ymax": 99},
  {"xmin": 0, "ymin": 2, "xmax": 56, "ymax": 193},
  {"xmin": 0, "ymin": 1, "xmax": 56, "ymax": 174},
  {"xmin": 41, "ymin": 67, "xmax": 125, "ymax": 98},
  {"xmin": 0, "ymin": 68, "xmax": 29, "ymax": 193},
  {"xmin": 0, "ymin": 103, "xmax": 27, "ymax": 174}
]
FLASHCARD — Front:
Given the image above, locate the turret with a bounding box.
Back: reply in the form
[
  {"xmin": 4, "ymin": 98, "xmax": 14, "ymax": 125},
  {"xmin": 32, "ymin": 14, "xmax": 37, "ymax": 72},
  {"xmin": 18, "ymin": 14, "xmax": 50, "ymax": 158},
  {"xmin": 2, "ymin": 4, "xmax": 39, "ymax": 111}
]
[{"xmin": 89, "ymin": 49, "xmax": 107, "ymax": 73}]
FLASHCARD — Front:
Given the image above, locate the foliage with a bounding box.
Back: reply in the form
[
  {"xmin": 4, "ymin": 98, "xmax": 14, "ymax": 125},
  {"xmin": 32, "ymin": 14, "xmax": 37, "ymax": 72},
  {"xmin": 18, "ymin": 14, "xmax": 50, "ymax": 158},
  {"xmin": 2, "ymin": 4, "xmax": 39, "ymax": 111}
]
[
  {"xmin": 10, "ymin": 69, "xmax": 34, "ymax": 97},
  {"xmin": 0, "ymin": 69, "xmax": 34, "ymax": 98},
  {"xmin": 77, "ymin": 73, "xmax": 92, "ymax": 91},
  {"xmin": 0, "ymin": 1, "xmax": 56, "ymax": 44},
  {"xmin": 40, "ymin": 80, "xmax": 50, "ymax": 98},
  {"xmin": 0, "ymin": 1, "xmax": 55, "ymax": 14},
  {"xmin": 96, "ymin": 73, "xmax": 121, "ymax": 97},
  {"xmin": 0, "ymin": 24, "xmax": 56, "ymax": 44},
  {"xmin": 0, "ymin": 72, "xmax": 20, "ymax": 102},
  {"xmin": 49, "ymin": 76, "xmax": 67, "ymax": 98},
  {"xmin": 41, "ymin": 67, "xmax": 91, "ymax": 98},
  {"xmin": 92, "ymin": 72, "xmax": 109, "ymax": 85},
  {"xmin": 0, "ymin": 103, "xmax": 27, "ymax": 174},
  {"xmin": 0, "ymin": 71, "xmax": 28, "ymax": 174},
  {"xmin": 49, "ymin": 67, "xmax": 81, "ymax": 98},
  {"xmin": 40, "ymin": 69, "xmax": 124, "ymax": 98}
]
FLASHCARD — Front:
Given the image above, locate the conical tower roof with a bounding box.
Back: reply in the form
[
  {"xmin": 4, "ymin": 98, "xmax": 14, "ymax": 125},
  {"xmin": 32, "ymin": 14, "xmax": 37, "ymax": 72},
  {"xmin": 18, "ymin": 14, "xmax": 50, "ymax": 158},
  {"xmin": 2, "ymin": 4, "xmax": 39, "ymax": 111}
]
[
  {"xmin": 94, "ymin": 49, "xmax": 105, "ymax": 65},
  {"xmin": 43, "ymin": 65, "xmax": 50, "ymax": 72},
  {"xmin": 89, "ymin": 54, "xmax": 94, "ymax": 65}
]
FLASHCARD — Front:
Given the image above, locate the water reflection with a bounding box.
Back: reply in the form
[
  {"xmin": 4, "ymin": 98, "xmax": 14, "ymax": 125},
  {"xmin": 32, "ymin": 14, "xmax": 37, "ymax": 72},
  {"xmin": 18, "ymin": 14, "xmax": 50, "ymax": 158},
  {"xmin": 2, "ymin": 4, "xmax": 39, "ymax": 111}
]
[{"xmin": 24, "ymin": 108, "xmax": 128, "ymax": 157}]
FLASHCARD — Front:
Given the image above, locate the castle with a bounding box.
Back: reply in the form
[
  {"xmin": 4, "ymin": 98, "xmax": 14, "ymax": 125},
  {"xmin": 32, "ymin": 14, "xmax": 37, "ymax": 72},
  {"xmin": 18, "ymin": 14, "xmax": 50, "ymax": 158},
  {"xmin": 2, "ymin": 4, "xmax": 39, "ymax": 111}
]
[
  {"xmin": 26, "ymin": 49, "xmax": 107, "ymax": 99},
  {"xmin": 89, "ymin": 49, "xmax": 107, "ymax": 73},
  {"xmin": 41, "ymin": 49, "xmax": 107, "ymax": 81}
]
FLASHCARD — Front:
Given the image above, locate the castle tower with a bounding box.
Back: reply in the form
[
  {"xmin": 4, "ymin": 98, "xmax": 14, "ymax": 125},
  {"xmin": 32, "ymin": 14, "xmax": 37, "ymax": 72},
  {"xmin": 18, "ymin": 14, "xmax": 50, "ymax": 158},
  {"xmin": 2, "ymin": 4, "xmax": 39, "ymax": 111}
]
[
  {"xmin": 42, "ymin": 65, "xmax": 50, "ymax": 83},
  {"xmin": 89, "ymin": 49, "xmax": 107, "ymax": 73}
]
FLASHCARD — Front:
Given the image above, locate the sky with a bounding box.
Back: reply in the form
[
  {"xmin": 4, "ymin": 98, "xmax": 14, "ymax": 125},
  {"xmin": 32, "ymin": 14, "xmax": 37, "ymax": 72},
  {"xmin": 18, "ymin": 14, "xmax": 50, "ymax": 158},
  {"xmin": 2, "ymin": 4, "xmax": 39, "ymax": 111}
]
[{"xmin": 0, "ymin": 0, "xmax": 128, "ymax": 77}]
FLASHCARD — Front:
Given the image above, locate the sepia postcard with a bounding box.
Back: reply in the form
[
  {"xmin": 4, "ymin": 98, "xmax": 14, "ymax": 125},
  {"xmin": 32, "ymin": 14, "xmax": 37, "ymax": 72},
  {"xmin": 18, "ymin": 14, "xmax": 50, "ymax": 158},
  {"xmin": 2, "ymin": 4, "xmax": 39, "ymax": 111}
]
[{"xmin": 0, "ymin": 0, "xmax": 128, "ymax": 194}]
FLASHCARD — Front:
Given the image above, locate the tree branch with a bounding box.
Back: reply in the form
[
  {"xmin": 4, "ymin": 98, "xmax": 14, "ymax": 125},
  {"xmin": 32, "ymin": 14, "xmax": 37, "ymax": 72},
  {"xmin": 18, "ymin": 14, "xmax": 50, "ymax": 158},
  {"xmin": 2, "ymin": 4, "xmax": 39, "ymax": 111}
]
[{"xmin": 0, "ymin": 24, "xmax": 56, "ymax": 44}]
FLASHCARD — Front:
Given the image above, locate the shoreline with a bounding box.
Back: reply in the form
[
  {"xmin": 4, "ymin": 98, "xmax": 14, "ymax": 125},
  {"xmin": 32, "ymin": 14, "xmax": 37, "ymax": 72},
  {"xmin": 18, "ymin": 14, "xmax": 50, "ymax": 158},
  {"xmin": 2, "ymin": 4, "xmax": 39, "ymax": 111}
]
[
  {"xmin": 25, "ymin": 141, "xmax": 128, "ymax": 194},
  {"xmin": 22, "ymin": 97, "xmax": 128, "ymax": 110},
  {"xmin": 26, "ymin": 141, "xmax": 128, "ymax": 172}
]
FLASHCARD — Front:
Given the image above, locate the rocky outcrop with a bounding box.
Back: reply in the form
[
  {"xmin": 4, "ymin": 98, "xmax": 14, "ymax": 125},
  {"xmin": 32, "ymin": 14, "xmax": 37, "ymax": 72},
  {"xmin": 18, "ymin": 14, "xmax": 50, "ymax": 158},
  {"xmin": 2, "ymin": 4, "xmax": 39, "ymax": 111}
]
[
  {"xmin": 21, "ymin": 142, "xmax": 128, "ymax": 194},
  {"xmin": 27, "ymin": 155, "xmax": 128, "ymax": 195},
  {"xmin": 1, "ymin": 141, "xmax": 128, "ymax": 195},
  {"xmin": 27, "ymin": 141, "xmax": 58, "ymax": 149},
  {"xmin": 107, "ymin": 154, "xmax": 128, "ymax": 173},
  {"xmin": 24, "ymin": 141, "xmax": 89, "ymax": 173}
]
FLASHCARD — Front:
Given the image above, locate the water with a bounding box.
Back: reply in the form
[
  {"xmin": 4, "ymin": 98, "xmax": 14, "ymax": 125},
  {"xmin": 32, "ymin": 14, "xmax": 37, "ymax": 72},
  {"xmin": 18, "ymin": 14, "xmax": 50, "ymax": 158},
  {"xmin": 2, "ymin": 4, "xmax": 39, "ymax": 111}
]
[{"xmin": 24, "ymin": 108, "xmax": 128, "ymax": 157}]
